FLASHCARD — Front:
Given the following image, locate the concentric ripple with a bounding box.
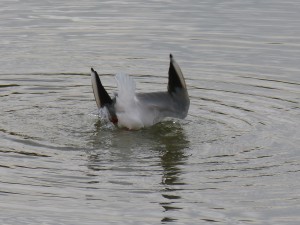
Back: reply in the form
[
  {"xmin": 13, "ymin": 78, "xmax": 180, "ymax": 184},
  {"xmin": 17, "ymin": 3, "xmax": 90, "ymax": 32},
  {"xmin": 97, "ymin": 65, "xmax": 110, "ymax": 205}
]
[
  {"xmin": 0, "ymin": 71, "xmax": 299, "ymax": 224},
  {"xmin": 1, "ymin": 0, "xmax": 300, "ymax": 224}
]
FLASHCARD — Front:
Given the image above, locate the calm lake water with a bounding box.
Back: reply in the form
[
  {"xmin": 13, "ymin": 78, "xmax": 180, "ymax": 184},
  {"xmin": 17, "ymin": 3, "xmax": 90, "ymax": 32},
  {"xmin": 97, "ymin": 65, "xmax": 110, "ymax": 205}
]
[{"xmin": 1, "ymin": 0, "xmax": 300, "ymax": 224}]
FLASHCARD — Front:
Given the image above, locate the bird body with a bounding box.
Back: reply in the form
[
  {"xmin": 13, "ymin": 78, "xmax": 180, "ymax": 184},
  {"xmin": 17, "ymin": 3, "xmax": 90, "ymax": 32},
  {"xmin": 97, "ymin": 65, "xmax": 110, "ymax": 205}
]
[{"xmin": 91, "ymin": 54, "xmax": 189, "ymax": 129}]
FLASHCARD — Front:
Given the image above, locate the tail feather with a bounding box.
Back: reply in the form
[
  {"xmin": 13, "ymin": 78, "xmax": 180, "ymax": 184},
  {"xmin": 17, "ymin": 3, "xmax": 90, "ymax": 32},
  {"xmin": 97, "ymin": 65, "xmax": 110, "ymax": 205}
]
[{"xmin": 114, "ymin": 74, "xmax": 143, "ymax": 129}]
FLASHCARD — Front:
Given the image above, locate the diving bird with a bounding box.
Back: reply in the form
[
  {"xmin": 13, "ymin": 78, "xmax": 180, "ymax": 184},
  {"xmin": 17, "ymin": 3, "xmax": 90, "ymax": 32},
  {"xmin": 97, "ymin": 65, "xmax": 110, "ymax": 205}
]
[{"xmin": 91, "ymin": 54, "xmax": 189, "ymax": 129}]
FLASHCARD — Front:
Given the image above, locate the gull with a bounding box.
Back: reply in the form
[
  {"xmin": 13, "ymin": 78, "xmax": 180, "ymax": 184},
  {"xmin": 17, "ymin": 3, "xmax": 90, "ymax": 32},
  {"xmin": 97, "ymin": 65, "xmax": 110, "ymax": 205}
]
[{"xmin": 91, "ymin": 54, "xmax": 189, "ymax": 129}]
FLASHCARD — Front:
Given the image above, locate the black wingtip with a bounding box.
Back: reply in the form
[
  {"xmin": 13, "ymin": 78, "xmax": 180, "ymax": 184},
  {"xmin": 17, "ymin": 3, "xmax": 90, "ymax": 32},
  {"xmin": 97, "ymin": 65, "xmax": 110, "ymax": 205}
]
[
  {"xmin": 168, "ymin": 54, "xmax": 187, "ymax": 93},
  {"xmin": 91, "ymin": 67, "xmax": 113, "ymax": 107}
]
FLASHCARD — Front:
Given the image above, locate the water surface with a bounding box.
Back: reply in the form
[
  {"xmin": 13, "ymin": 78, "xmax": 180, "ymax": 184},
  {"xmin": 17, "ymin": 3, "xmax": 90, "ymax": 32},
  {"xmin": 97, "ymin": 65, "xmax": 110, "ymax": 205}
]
[{"xmin": 0, "ymin": 0, "xmax": 299, "ymax": 224}]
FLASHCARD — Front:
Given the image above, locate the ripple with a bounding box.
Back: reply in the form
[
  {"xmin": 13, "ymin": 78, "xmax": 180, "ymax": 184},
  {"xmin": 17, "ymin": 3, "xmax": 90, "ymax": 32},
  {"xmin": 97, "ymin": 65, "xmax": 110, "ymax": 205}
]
[
  {"xmin": 1, "ymin": 0, "xmax": 300, "ymax": 223},
  {"xmin": 0, "ymin": 69, "xmax": 299, "ymax": 225}
]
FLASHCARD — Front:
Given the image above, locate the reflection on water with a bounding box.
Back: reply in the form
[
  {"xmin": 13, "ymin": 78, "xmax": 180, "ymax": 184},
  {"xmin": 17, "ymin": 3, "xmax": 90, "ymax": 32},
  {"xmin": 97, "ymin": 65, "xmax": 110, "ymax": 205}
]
[
  {"xmin": 156, "ymin": 123, "xmax": 189, "ymax": 223},
  {"xmin": 88, "ymin": 120, "xmax": 189, "ymax": 223}
]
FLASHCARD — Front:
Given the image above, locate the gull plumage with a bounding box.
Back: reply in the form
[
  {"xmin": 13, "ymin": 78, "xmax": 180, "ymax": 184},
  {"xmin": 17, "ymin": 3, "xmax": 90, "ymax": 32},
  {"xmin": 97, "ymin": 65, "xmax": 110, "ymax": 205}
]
[{"xmin": 91, "ymin": 54, "xmax": 189, "ymax": 129}]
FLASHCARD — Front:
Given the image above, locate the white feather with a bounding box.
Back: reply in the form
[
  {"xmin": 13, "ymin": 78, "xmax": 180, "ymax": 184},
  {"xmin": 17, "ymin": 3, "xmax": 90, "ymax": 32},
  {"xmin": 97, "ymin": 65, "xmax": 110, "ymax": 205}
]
[
  {"xmin": 114, "ymin": 74, "xmax": 144, "ymax": 129},
  {"xmin": 114, "ymin": 73, "xmax": 189, "ymax": 130}
]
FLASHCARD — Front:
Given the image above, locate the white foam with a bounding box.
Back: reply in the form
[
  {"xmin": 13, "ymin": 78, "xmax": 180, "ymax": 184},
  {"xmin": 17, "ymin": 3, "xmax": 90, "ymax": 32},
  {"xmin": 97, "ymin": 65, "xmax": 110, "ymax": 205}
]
[{"xmin": 98, "ymin": 107, "xmax": 111, "ymax": 121}]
